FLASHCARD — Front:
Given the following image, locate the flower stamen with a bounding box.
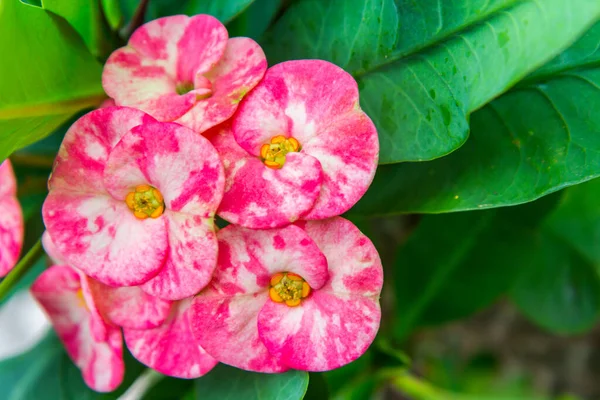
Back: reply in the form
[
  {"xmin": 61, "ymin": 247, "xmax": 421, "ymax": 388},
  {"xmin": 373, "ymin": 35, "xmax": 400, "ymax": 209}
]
[
  {"xmin": 268, "ymin": 272, "xmax": 311, "ymax": 307},
  {"xmin": 260, "ymin": 135, "xmax": 301, "ymax": 169},
  {"xmin": 125, "ymin": 184, "xmax": 165, "ymax": 220}
]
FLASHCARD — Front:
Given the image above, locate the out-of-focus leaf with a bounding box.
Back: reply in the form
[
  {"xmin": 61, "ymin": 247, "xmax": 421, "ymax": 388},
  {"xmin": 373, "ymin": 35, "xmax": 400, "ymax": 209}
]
[
  {"xmin": 263, "ymin": 0, "xmax": 600, "ymax": 163},
  {"xmin": 149, "ymin": 0, "xmax": 255, "ymax": 24},
  {"xmin": 511, "ymin": 178, "xmax": 600, "ymax": 334},
  {"xmin": 393, "ymin": 193, "xmax": 561, "ymax": 339},
  {"xmin": 227, "ymin": 0, "xmax": 282, "ymax": 39},
  {"xmin": 193, "ymin": 364, "xmax": 309, "ymax": 400},
  {"xmin": 0, "ymin": 0, "xmax": 105, "ymax": 164},
  {"xmin": 0, "ymin": 331, "xmax": 145, "ymax": 399},
  {"xmin": 351, "ymin": 21, "xmax": 600, "ymax": 216},
  {"xmin": 41, "ymin": 0, "xmax": 113, "ymax": 58}
]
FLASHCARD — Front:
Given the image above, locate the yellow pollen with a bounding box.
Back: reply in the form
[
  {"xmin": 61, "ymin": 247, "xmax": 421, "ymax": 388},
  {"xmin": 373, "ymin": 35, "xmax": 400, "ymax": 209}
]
[
  {"xmin": 260, "ymin": 135, "xmax": 301, "ymax": 169},
  {"xmin": 268, "ymin": 272, "xmax": 311, "ymax": 307},
  {"xmin": 76, "ymin": 289, "xmax": 89, "ymax": 311},
  {"xmin": 126, "ymin": 184, "xmax": 165, "ymax": 219}
]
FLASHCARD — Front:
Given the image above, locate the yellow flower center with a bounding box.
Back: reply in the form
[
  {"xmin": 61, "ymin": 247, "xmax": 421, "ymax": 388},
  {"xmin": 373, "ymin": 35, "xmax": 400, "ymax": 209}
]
[
  {"xmin": 268, "ymin": 272, "xmax": 311, "ymax": 307},
  {"xmin": 125, "ymin": 184, "xmax": 165, "ymax": 220},
  {"xmin": 260, "ymin": 135, "xmax": 301, "ymax": 169}
]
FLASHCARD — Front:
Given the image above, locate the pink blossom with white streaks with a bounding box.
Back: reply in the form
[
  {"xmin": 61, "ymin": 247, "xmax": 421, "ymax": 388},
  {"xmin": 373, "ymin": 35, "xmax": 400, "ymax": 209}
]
[
  {"xmin": 43, "ymin": 107, "xmax": 224, "ymax": 300},
  {"xmin": 213, "ymin": 60, "xmax": 379, "ymax": 229},
  {"xmin": 190, "ymin": 217, "xmax": 383, "ymax": 372},
  {"xmin": 103, "ymin": 15, "xmax": 267, "ymax": 134}
]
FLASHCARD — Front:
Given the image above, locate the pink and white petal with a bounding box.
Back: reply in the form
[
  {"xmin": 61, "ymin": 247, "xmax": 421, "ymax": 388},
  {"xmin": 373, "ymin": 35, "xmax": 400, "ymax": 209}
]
[
  {"xmin": 31, "ymin": 265, "xmax": 124, "ymax": 392},
  {"xmin": 103, "ymin": 47, "xmax": 198, "ymax": 121},
  {"xmin": 212, "ymin": 127, "xmax": 322, "ymax": 228},
  {"xmin": 140, "ymin": 212, "xmax": 218, "ymax": 300},
  {"xmin": 88, "ymin": 281, "xmax": 173, "ymax": 329},
  {"xmin": 258, "ymin": 290, "xmax": 380, "ymax": 371},
  {"xmin": 43, "ymin": 191, "xmax": 168, "ymax": 286},
  {"xmin": 302, "ymin": 218, "xmax": 383, "ymax": 296},
  {"xmin": 42, "ymin": 230, "xmax": 66, "ymax": 265},
  {"xmin": 215, "ymin": 224, "xmax": 328, "ymax": 291},
  {"xmin": 104, "ymin": 121, "xmax": 224, "ymax": 215},
  {"xmin": 48, "ymin": 107, "xmax": 152, "ymax": 193},
  {"xmin": 175, "ymin": 37, "xmax": 267, "ymax": 134},
  {"xmin": 190, "ymin": 292, "xmax": 287, "ymax": 373},
  {"xmin": 0, "ymin": 196, "xmax": 23, "ymax": 277},
  {"xmin": 175, "ymin": 14, "xmax": 228, "ymax": 82},
  {"xmin": 233, "ymin": 59, "xmax": 360, "ymax": 155},
  {"xmin": 124, "ymin": 299, "xmax": 217, "ymax": 379},
  {"xmin": 302, "ymin": 113, "xmax": 378, "ymax": 219},
  {"xmin": 0, "ymin": 160, "xmax": 17, "ymax": 197}
]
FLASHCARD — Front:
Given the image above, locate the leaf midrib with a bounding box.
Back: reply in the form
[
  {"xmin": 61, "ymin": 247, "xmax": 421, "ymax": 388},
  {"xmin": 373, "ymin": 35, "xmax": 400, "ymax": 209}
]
[
  {"xmin": 353, "ymin": 0, "xmax": 522, "ymax": 78},
  {"xmin": 0, "ymin": 94, "xmax": 106, "ymax": 119}
]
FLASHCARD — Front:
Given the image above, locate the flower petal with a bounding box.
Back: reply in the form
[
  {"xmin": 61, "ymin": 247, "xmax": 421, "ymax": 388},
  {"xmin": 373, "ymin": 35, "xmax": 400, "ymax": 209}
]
[
  {"xmin": 212, "ymin": 128, "xmax": 322, "ymax": 229},
  {"xmin": 233, "ymin": 59, "xmax": 360, "ymax": 155},
  {"xmin": 43, "ymin": 192, "xmax": 168, "ymax": 286},
  {"xmin": 87, "ymin": 281, "xmax": 173, "ymax": 329},
  {"xmin": 257, "ymin": 290, "xmax": 381, "ymax": 371},
  {"xmin": 140, "ymin": 212, "xmax": 218, "ymax": 300},
  {"xmin": 175, "ymin": 37, "xmax": 267, "ymax": 133},
  {"xmin": 174, "ymin": 14, "xmax": 229, "ymax": 82},
  {"xmin": 214, "ymin": 223, "xmax": 329, "ymax": 291},
  {"xmin": 42, "ymin": 230, "xmax": 66, "ymax": 265},
  {"xmin": 103, "ymin": 15, "xmax": 228, "ymax": 122},
  {"xmin": 48, "ymin": 107, "xmax": 152, "ymax": 194},
  {"xmin": 104, "ymin": 121, "xmax": 224, "ymax": 215},
  {"xmin": 302, "ymin": 217, "xmax": 383, "ymax": 296},
  {"xmin": 301, "ymin": 113, "xmax": 378, "ymax": 219},
  {"xmin": 190, "ymin": 293, "xmax": 287, "ymax": 373},
  {"xmin": 31, "ymin": 265, "xmax": 124, "ymax": 392},
  {"xmin": 0, "ymin": 196, "xmax": 23, "ymax": 277},
  {"xmin": 124, "ymin": 299, "xmax": 217, "ymax": 379},
  {"xmin": 0, "ymin": 160, "xmax": 17, "ymax": 197}
]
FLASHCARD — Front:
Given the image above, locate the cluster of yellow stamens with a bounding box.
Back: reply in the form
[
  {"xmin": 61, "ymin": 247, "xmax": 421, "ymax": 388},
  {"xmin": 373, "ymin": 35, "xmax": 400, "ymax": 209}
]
[
  {"xmin": 260, "ymin": 135, "xmax": 301, "ymax": 169},
  {"xmin": 125, "ymin": 184, "xmax": 165, "ymax": 219},
  {"xmin": 269, "ymin": 272, "xmax": 311, "ymax": 307}
]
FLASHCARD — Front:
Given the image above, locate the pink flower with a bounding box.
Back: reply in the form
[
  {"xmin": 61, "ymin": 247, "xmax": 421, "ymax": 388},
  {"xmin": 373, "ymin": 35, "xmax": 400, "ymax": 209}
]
[
  {"xmin": 102, "ymin": 15, "xmax": 267, "ymax": 134},
  {"xmin": 0, "ymin": 160, "xmax": 24, "ymax": 277},
  {"xmin": 211, "ymin": 60, "xmax": 379, "ymax": 229},
  {"xmin": 31, "ymin": 261, "xmax": 124, "ymax": 392},
  {"xmin": 42, "ymin": 107, "xmax": 224, "ymax": 300},
  {"xmin": 189, "ymin": 217, "xmax": 383, "ymax": 372},
  {"xmin": 124, "ymin": 299, "xmax": 218, "ymax": 378}
]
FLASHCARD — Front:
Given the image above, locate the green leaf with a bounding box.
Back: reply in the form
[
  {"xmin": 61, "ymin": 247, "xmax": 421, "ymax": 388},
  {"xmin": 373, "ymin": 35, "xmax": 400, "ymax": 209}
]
[
  {"xmin": 0, "ymin": 332, "xmax": 146, "ymax": 399},
  {"xmin": 149, "ymin": 0, "xmax": 255, "ymax": 24},
  {"xmin": 262, "ymin": 0, "xmax": 600, "ymax": 163},
  {"xmin": 227, "ymin": 0, "xmax": 283, "ymax": 40},
  {"xmin": 41, "ymin": 0, "xmax": 114, "ymax": 58},
  {"xmin": 350, "ymin": 21, "xmax": 600, "ymax": 216},
  {"xmin": 510, "ymin": 178, "xmax": 600, "ymax": 334},
  {"xmin": 393, "ymin": 193, "xmax": 561, "ymax": 339},
  {"xmin": 194, "ymin": 364, "xmax": 309, "ymax": 400},
  {"xmin": 0, "ymin": 0, "xmax": 105, "ymax": 163}
]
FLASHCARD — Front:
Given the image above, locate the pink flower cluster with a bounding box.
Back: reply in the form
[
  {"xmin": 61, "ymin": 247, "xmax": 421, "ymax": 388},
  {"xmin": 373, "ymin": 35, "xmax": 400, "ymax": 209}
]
[{"xmin": 32, "ymin": 15, "xmax": 382, "ymax": 392}]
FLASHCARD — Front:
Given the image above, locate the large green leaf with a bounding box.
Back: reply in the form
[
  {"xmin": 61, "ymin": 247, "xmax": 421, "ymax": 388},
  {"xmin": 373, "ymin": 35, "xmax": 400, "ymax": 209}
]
[
  {"xmin": 263, "ymin": 0, "xmax": 600, "ymax": 163},
  {"xmin": 149, "ymin": 0, "xmax": 255, "ymax": 24},
  {"xmin": 394, "ymin": 178, "xmax": 600, "ymax": 337},
  {"xmin": 0, "ymin": 0, "xmax": 105, "ymax": 163},
  {"xmin": 227, "ymin": 0, "xmax": 282, "ymax": 40},
  {"xmin": 41, "ymin": 0, "xmax": 113, "ymax": 58},
  {"xmin": 393, "ymin": 193, "xmax": 561, "ymax": 339},
  {"xmin": 350, "ymin": 21, "xmax": 600, "ymax": 216},
  {"xmin": 510, "ymin": 178, "xmax": 600, "ymax": 334},
  {"xmin": 0, "ymin": 332, "xmax": 145, "ymax": 399},
  {"xmin": 194, "ymin": 364, "xmax": 309, "ymax": 400}
]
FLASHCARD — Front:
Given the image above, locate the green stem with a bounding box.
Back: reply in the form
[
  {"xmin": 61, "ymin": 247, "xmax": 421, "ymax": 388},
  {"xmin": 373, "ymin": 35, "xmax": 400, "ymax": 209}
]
[{"xmin": 0, "ymin": 239, "xmax": 44, "ymax": 302}]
